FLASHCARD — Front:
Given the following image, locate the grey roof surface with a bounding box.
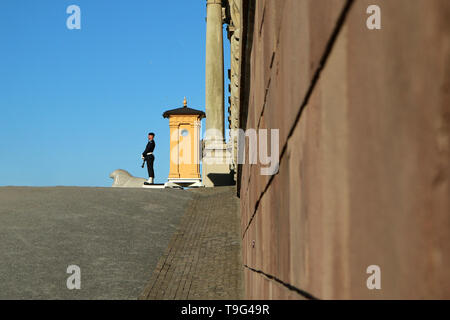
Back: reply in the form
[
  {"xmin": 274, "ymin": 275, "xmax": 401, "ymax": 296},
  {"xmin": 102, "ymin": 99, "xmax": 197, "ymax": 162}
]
[{"xmin": 162, "ymin": 105, "xmax": 206, "ymax": 119}]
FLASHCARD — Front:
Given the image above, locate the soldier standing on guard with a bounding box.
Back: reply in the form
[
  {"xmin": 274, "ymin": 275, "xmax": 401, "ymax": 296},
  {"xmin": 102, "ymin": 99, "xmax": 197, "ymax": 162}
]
[{"xmin": 142, "ymin": 132, "xmax": 156, "ymax": 185}]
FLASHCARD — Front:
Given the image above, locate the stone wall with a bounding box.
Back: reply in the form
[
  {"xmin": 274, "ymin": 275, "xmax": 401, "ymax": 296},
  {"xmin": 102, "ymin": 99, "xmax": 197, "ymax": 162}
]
[{"xmin": 238, "ymin": 0, "xmax": 449, "ymax": 299}]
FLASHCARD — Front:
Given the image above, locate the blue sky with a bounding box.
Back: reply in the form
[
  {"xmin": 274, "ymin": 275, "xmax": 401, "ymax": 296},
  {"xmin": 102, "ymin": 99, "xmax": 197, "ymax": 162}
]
[{"xmin": 0, "ymin": 0, "xmax": 230, "ymax": 186}]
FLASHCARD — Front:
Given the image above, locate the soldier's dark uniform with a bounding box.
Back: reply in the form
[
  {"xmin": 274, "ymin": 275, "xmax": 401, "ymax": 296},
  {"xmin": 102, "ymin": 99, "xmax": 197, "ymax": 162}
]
[{"xmin": 142, "ymin": 139, "xmax": 155, "ymax": 179}]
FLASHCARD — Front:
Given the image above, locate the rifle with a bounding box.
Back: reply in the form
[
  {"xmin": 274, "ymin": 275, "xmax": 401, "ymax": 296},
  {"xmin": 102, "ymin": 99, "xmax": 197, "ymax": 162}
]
[{"xmin": 141, "ymin": 157, "xmax": 146, "ymax": 168}]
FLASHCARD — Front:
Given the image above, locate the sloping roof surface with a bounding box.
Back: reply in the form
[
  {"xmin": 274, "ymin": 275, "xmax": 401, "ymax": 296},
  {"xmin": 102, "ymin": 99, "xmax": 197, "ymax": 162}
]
[{"xmin": 163, "ymin": 106, "xmax": 206, "ymax": 119}]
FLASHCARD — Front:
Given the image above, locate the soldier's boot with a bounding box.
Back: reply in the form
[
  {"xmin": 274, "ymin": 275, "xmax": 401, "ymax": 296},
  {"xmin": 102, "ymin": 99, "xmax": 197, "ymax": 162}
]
[{"xmin": 144, "ymin": 177, "xmax": 154, "ymax": 185}]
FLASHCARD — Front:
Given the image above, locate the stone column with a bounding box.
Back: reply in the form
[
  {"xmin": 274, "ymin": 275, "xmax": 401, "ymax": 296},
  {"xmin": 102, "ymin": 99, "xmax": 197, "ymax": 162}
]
[
  {"xmin": 205, "ymin": 0, "xmax": 225, "ymax": 142},
  {"xmin": 202, "ymin": 0, "xmax": 232, "ymax": 187},
  {"xmin": 227, "ymin": 0, "xmax": 241, "ymax": 182}
]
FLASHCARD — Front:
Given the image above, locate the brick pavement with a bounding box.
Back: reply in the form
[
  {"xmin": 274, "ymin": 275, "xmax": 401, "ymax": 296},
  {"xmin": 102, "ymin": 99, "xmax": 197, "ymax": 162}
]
[{"xmin": 139, "ymin": 186, "xmax": 243, "ymax": 300}]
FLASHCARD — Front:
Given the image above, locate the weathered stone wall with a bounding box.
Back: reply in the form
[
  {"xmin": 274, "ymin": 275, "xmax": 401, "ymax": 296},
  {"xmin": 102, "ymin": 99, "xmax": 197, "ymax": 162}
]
[{"xmin": 239, "ymin": 0, "xmax": 449, "ymax": 299}]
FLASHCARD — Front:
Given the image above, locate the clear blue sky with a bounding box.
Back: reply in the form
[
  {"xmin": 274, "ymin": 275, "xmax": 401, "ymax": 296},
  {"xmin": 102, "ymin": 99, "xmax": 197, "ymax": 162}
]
[{"xmin": 0, "ymin": 0, "xmax": 230, "ymax": 186}]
